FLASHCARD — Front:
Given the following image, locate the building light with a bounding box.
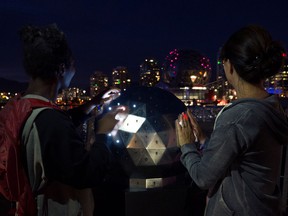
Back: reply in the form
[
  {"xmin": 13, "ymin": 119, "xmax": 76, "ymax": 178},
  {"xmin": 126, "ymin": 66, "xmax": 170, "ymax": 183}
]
[
  {"xmin": 190, "ymin": 75, "xmax": 197, "ymax": 83},
  {"xmin": 192, "ymin": 86, "xmax": 207, "ymax": 90}
]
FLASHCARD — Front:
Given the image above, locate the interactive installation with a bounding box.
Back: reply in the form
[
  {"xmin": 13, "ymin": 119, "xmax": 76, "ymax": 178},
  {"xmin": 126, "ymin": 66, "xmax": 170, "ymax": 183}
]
[{"xmin": 100, "ymin": 86, "xmax": 187, "ymax": 189}]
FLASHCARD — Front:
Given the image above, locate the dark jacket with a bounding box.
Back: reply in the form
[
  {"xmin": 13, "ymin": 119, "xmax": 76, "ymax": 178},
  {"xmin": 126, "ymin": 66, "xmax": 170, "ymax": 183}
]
[
  {"xmin": 181, "ymin": 95, "xmax": 288, "ymax": 216},
  {"xmin": 22, "ymin": 95, "xmax": 111, "ymax": 191},
  {"xmin": 21, "ymin": 94, "xmax": 111, "ymax": 215}
]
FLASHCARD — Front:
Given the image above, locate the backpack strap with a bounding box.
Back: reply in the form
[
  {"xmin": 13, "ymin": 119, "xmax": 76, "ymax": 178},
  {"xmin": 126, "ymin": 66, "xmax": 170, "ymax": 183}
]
[
  {"xmin": 22, "ymin": 107, "xmax": 53, "ymax": 192},
  {"xmin": 22, "ymin": 107, "xmax": 52, "ymax": 145}
]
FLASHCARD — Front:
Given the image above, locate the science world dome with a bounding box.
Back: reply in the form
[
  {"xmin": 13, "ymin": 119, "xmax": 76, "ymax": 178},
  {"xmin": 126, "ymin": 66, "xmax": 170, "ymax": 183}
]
[{"xmin": 161, "ymin": 49, "xmax": 212, "ymax": 88}]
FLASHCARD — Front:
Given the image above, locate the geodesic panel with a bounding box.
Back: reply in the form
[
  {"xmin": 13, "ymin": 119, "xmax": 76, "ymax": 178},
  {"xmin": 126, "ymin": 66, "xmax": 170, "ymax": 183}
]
[{"xmin": 101, "ymin": 86, "xmax": 187, "ymax": 178}]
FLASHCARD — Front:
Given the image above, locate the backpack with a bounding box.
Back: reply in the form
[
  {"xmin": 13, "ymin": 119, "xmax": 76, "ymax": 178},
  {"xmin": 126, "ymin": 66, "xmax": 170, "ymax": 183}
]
[{"xmin": 0, "ymin": 94, "xmax": 60, "ymax": 216}]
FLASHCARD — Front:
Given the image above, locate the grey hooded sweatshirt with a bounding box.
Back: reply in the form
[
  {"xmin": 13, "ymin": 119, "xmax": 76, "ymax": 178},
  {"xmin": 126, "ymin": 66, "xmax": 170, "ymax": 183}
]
[{"xmin": 180, "ymin": 95, "xmax": 288, "ymax": 216}]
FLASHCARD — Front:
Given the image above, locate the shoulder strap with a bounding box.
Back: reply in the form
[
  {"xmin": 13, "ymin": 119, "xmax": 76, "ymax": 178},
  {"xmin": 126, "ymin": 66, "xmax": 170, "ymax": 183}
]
[
  {"xmin": 21, "ymin": 107, "xmax": 54, "ymax": 198},
  {"xmin": 22, "ymin": 107, "xmax": 52, "ymax": 145}
]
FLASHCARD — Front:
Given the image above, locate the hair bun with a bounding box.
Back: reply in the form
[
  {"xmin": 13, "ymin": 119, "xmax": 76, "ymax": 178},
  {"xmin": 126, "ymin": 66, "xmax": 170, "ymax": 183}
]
[{"xmin": 260, "ymin": 41, "xmax": 285, "ymax": 78}]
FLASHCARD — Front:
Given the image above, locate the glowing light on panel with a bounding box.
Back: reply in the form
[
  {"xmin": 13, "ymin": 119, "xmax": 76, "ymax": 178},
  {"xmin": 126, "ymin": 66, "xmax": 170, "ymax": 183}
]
[{"xmin": 118, "ymin": 114, "xmax": 146, "ymax": 133}]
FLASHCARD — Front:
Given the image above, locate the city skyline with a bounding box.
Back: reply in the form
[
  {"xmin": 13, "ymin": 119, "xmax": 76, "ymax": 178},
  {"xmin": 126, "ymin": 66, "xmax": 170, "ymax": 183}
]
[{"xmin": 0, "ymin": 0, "xmax": 288, "ymax": 88}]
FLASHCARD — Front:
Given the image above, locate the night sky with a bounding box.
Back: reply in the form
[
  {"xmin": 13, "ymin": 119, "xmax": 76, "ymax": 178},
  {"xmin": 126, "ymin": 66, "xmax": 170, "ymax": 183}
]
[{"xmin": 1, "ymin": 0, "xmax": 288, "ymax": 88}]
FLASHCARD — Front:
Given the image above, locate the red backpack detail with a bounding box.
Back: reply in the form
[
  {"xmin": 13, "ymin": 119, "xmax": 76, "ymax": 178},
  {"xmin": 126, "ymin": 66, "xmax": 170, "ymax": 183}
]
[{"xmin": 0, "ymin": 95, "xmax": 60, "ymax": 216}]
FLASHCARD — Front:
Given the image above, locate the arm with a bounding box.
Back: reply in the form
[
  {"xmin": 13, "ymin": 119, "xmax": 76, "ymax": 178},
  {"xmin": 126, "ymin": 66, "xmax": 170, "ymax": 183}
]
[
  {"xmin": 72, "ymin": 88, "xmax": 120, "ymax": 115},
  {"xmin": 67, "ymin": 88, "xmax": 121, "ymax": 126},
  {"xmin": 180, "ymin": 124, "xmax": 243, "ymax": 189},
  {"xmin": 175, "ymin": 110, "xmax": 244, "ymax": 189}
]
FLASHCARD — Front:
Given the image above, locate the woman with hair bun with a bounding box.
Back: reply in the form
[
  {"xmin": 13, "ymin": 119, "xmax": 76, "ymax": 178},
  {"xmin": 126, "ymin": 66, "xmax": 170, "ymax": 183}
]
[{"xmin": 176, "ymin": 25, "xmax": 288, "ymax": 215}]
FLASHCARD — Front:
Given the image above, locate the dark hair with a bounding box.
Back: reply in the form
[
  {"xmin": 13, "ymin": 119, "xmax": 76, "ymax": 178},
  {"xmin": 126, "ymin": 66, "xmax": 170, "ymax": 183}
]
[
  {"xmin": 220, "ymin": 25, "xmax": 286, "ymax": 84},
  {"xmin": 19, "ymin": 24, "xmax": 73, "ymax": 81}
]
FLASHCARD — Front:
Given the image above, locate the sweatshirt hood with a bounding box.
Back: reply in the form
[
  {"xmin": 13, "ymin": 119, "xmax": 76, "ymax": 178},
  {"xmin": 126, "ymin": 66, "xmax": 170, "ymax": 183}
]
[{"xmin": 227, "ymin": 95, "xmax": 288, "ymax": 145}]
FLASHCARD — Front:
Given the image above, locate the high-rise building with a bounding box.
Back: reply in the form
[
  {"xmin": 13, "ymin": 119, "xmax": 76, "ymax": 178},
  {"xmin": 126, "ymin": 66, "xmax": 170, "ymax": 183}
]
[
  {"xmin": 139, "ymin": 58, "xmax": 161, "ymax": 87},
  {"xmin": 56, "ymin": 87, "xmax": 89, "ymax": 109},
  {"xmin": 265, "ymin": 54, "xmax": 288, "ymax": 97},
  {"xmin": 206, "ymin": 47, "xmax": 235, "ymax": 102},
  {"xmin": 90, "ymin": 71, "xmax": 109, "ymax": 97},
  {"xmin": 112, "ymin": 66, "xmax": 131, "ymax": 90},
  {"xmin": 216, "ymin": 47, "xmax": 225, "ymax": 80}
]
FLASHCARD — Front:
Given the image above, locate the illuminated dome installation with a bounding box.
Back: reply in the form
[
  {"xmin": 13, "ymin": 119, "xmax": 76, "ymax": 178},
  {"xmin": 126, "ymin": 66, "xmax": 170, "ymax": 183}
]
[
  {"xmin": 162, "ymin": 49, "xmax": 212, "ymax": 87},
  {"xmin": 101, "ymin": 86, "xmax": 187, "ymax": 188}
]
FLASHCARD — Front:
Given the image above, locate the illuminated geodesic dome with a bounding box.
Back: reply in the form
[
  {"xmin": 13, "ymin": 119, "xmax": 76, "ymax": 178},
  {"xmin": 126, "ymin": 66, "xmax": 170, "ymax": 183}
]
[
  {"xmin": 100, "ymin": 86, "xmax": 187, "ymax": 186},
  {"xmin": 162, "ymin": 49, "xmax": 212, "ymax": 87}
]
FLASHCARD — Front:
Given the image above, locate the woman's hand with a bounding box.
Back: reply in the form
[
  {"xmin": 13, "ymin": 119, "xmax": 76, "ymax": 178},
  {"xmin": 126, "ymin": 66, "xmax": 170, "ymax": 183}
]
[
  {"xmin": 186, "ymin": 109, "xmax": 206, "ymax": 145},
  {"xmin": 175, "ymin": 112, "xmax": 196, "ymax": 147}
]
